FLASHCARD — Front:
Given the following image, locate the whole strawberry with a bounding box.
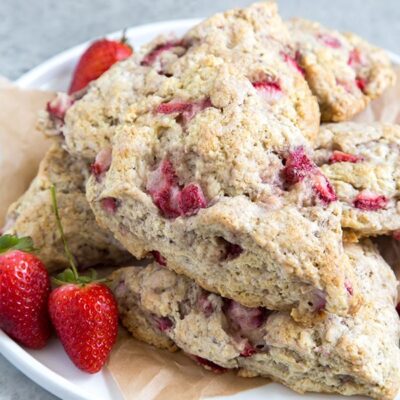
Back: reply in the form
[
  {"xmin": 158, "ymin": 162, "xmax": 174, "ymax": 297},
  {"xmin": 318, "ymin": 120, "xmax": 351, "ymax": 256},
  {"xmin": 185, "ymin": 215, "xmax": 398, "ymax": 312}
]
[
  {"xmin": 69, "ymin": 33, "xmax": 133, "ymax": 94},
  {"xmin": 48, "ymin": 185, "xmax": 118, "ymax": 373},
  {"xmin": 49, "ymin": 282, "xmax": 118, "ymax": 373},
  {"xmin": 0, "ymin": 235, "xmax": 51, "ymax": 349}
]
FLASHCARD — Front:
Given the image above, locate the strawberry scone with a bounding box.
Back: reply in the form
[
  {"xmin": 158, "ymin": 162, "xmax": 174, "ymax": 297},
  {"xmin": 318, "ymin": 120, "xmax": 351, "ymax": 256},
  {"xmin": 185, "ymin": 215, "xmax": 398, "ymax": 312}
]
[
  {"xmin": 3, "ymin": 142, "xmax": 131, "ymax": 272},
  {"xmin": 286, "ymin": 18, "xmax": 395, "ymax": 122},
  {"xmin": 86, "ymin": 54, "xmax": 357, "ymax": 320},
  {"xmin": 177, "ymin": 1, "xmax": 320, "ymax": 141},
  {"xmin": 314, "ymin": 122, "xmax": 400, "ymax": 238},
  {"xmin": 111, "ymin": 241, "xmax": 400, "ymax": 400},
  {"xmin": 51, "ymin": 2, "xmax": 319, "ymax": 162}
]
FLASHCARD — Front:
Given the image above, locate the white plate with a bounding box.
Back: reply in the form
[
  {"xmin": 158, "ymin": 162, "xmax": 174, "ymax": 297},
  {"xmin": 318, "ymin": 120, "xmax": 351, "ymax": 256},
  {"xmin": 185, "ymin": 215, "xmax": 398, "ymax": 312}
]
[{"xmin": 0, "ymin": 18, "xmax": 398, "ymax": 400}]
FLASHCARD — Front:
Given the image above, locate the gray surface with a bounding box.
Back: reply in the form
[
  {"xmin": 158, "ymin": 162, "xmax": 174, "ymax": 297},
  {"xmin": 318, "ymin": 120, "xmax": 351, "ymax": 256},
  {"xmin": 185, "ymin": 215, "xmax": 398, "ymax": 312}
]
[
  {"xmin": 1, "ymin": 0, "xmax": 400, "ymax": 80},
  {"xmin": 0, "ymin": 0, "xmax": 399, "ymax": 399}
]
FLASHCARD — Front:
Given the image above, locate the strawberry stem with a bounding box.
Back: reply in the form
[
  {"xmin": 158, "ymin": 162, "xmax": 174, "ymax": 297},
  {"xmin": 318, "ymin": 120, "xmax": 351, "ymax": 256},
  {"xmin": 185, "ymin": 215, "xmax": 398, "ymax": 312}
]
[
  {"xmin": 50, "ymin": 185, "xmax": 79, "ymax": 280},
  {"xmin": 120, "ymin": 28, "xmax": 128, "ymax": 45}
]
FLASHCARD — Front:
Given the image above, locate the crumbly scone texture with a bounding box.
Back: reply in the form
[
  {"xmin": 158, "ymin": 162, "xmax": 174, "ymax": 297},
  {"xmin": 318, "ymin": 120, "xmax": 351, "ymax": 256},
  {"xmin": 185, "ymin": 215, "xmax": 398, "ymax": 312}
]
[
  {"xmin": 111, "ymin": 241, "xmax": 400, "ymax": 400},
  {"xmin": 286, "ymin": 18, "xmax": 395, "ymax": 122},
  {"xmin": 181, "ymin": 1, "xmax": 320, "ymax": 141},
  {"xmin": 58, "ymin": 2, "xmax": 319, "ymax": 161},
  {"xmin": 85, "ymin": 48, "xmax": 358, "ymax": 321},
  {"xmin": 314, "ymin": 122, "xmax": 400, "ymax": 238},
  {"xmin": 3, "ymin": 141, "xmax": 131, "ymax": 272}
]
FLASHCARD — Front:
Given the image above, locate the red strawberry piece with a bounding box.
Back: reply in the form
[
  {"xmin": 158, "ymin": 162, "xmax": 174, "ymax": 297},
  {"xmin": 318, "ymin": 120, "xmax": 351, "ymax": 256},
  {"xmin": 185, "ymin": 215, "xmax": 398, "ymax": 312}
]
[
  {"xmin": 49, "ymin": 283, "xmax": 118, "ymax": 373},
  {"xmin": 353, "ymin": 191, "xmax": 388, "ymax": 211},
  {"xmin": 180, "ymin": 98, "xmax": 213, "ymax": 125},
  {"xmin": 100, "ymin": 197, "xmax": 119, "ymax": 214},
  {"xmin": 356, "ymin": 77, "xmax": 367, "ymax": 93},
  {"xmin": 317, "ymin": 33, "xmax": 341, "ymax": 48},
  {"xmin": 156, "ymin": 98, "xmax": 212, "ymax": 125},
  {"xmin": 192, "ymin": 355, "xmax": 227, "ymax": 374},
  {"xmin": 197, "ymin": 292, "xmax": 214, "ymax": 317},
  {"xmin": 393, "ymin": 231, "xmax": 400, "ymax": 241},
  {"xmin": 152, "ymin": 250, "xmax": 167, "ymax": 266},
  {"xmin": 178, "ymin": 183, "xmax": 207, "ymax": 216},
  {"xmin": 156, "ymin": 101, "xmax": 192, "ymax": 115},
  {"xmin": 69, "ymin": 37, "xmax": 133, "ymax": 94},
  {"xmin": 147, "ymin": 159, "xmax": 207, "ymax": 218},
  {"xmin": 91, "ymin": 147, "xmax": 112, "ymax": 180},
  {"xmin": 152, "ymin": 315, "xmax": 173, "ymax": 332},
  {"xmin": 252, "ymin": 80, "xmax": 283, "ymax": 102},
  {"xmin": 283, "ymin": 147, "xmax": 315, "ymax": 185},
  {"xmin": 0, "ymin": 236, "xmax": 51, "ymax": 349},
  {"xmin": 223, "ymin": 300, "xmax": 269, "ymax": 357},
  {"xmin": 224, "ymin": 300, "xmax": 267, "ymax": 333},
  {"xmin": 146, "ymin": 159, "xmax": 181, "ymax": 218},
  {"xmin": 141, "ymin": 40, "xmax": 183, "ymax": 66},
  {"xmin": 312, "ymin": 289, "xmax": 327, "ymax": 312},
  {"xmin": 239, "ymin": 340, "xmax": 256, "ymax": 357},
  {"xmin": 46, "ymin": 93, "xmax": 74, "ymax": 121},
  {"xmin": 147, "ymin": 159, "xmax": 178, "ymax": 194},
  {"xmin": 281, "ymin": 51, "xmax": 305, "ymax": 75},
  {"xmin": 344, "ymin": 280, "xmax": 353, "ymax": 296},
  {"xmin": 155, "ymin": 186, "xmax": 182, "ymax": 218},
  {"xmin": 329, "ymin": 150, "xmax": 364, "ymax": 164},
  {"xmin": 348, "ymin": 49, "xmax": 364, "ymax": 67},
  {"xmin": 312, "ymin": 174, "xmax": 337, "ymax": 204}
]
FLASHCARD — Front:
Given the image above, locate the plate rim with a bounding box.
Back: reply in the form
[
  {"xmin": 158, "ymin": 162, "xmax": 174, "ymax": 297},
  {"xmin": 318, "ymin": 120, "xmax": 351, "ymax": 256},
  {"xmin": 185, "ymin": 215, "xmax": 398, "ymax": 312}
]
[
  {"xmin": 0, "ymin": 331, "xmax": 91, "ymax": 400},
  {"xmin": 4, "ymin": 16, "xmax": 400, "ymax": 400}
]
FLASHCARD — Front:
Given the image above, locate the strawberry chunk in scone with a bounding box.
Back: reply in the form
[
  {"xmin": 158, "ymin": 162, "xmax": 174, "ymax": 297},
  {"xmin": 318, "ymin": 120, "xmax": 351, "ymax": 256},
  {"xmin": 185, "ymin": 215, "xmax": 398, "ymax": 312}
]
[
  {"xmin": 146, "ymin": 159, "xmax": 207, "ymax": 218},
  {"xmin": 47, "ymin": 93, "xmax": 74, "ymax": 122},
  {"xmin": 141, "ymin": 40, "xmax": 185, "ymax": 66},
  {"xmin": 252, "ymin": 80, "xmax": 283, "ymax": 103},
  {"xmin": 283, "ymin": 147, "xmax": 337, "ymax": 204},
  {"xmin": 156, "ymin": 98, "xmax": 213, "ymax": 125},
  {"xmin": 353, "ymin": 191, "xmax": 388, "ymax": 211},
  {"xmin": 329, "ymin": 151, "xmax": 364, "ymax": 164},
  {"xmin": 91, "ymin": 147, "xmax": 112, "ymax": 181}
]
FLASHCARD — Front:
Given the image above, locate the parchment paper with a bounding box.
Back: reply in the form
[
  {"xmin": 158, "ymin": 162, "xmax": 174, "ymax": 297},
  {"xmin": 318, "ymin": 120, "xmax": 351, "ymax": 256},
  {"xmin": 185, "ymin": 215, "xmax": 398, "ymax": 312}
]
[
  {"xmin": 1, "ymin": 67, "xmax": 400, "ymax": 400},
  {"xmin": 0, "ymin": 83, "xmax": 53, "ymax": 224}
]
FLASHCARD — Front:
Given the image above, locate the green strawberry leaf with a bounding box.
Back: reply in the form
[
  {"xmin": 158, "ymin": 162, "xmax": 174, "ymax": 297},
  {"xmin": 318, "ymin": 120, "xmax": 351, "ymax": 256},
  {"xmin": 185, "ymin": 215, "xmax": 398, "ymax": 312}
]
[
  {"xmin": 78, "ymin": 275, "xmax": 92, "ymax": 284},
  {"xmin": 55, "ymin": 268, "xmax": 75, "ymax": 283},
  {"xmin": 89, "ymin": 268, "xmax": 98, "ymax": 280},
  {"xmin": 0, "ymin": 234, "xmax": 37, "ymax": 254}
]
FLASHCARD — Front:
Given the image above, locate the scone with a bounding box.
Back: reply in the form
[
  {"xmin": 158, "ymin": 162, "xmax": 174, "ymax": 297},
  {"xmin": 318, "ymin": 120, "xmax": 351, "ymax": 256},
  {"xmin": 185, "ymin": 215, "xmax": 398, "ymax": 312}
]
[
  {"xmin": 314, "ymin": 122, "xmax": 400, "ymax": 238},
  {"xmin": 51, "ymin": 2, "xmax": 320, "ymax": 161},
  {"xmin": 111, "ymin": 241, "xmax": 400, "ymax": 400},
  {"xmin": 85, "ymin": 52, "xmax": 358, "ymax": 320},
  {"xmin": 3, "ymin": 141, "xmax": 131, "ymax": 272},
  {"xmin": 286, "ymin": 18, "xmax": 395, "ymax": 122},
  {"xmin": 180, "ymin": 1, "xmax": 320, "ymax": 142}
]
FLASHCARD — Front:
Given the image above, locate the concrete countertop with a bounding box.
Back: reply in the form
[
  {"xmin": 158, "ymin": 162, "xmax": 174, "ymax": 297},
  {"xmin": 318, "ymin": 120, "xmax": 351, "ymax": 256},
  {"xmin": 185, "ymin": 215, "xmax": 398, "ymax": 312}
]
[{"xmin": 1, "ymin": 0, "xmax": 399, "ymax": 398}]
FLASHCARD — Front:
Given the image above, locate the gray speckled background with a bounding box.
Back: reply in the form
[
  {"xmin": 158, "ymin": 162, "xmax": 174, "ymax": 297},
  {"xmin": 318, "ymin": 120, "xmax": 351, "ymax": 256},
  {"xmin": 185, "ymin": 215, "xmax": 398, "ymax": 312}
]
[{"xmin": 1, "ymin": 0, "xmax": 399, "ymax": 399}]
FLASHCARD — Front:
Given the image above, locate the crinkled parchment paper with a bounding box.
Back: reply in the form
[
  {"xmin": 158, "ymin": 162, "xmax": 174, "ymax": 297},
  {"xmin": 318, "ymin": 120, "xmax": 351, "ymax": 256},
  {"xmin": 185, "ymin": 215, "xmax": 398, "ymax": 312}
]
[
  {"xmin": 0, "ymin": 82, "xmax": 53, "ymax": 224},
  {"xmin": 1, "ymin": 66, "xmax": 400, "ymax": 400}
]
